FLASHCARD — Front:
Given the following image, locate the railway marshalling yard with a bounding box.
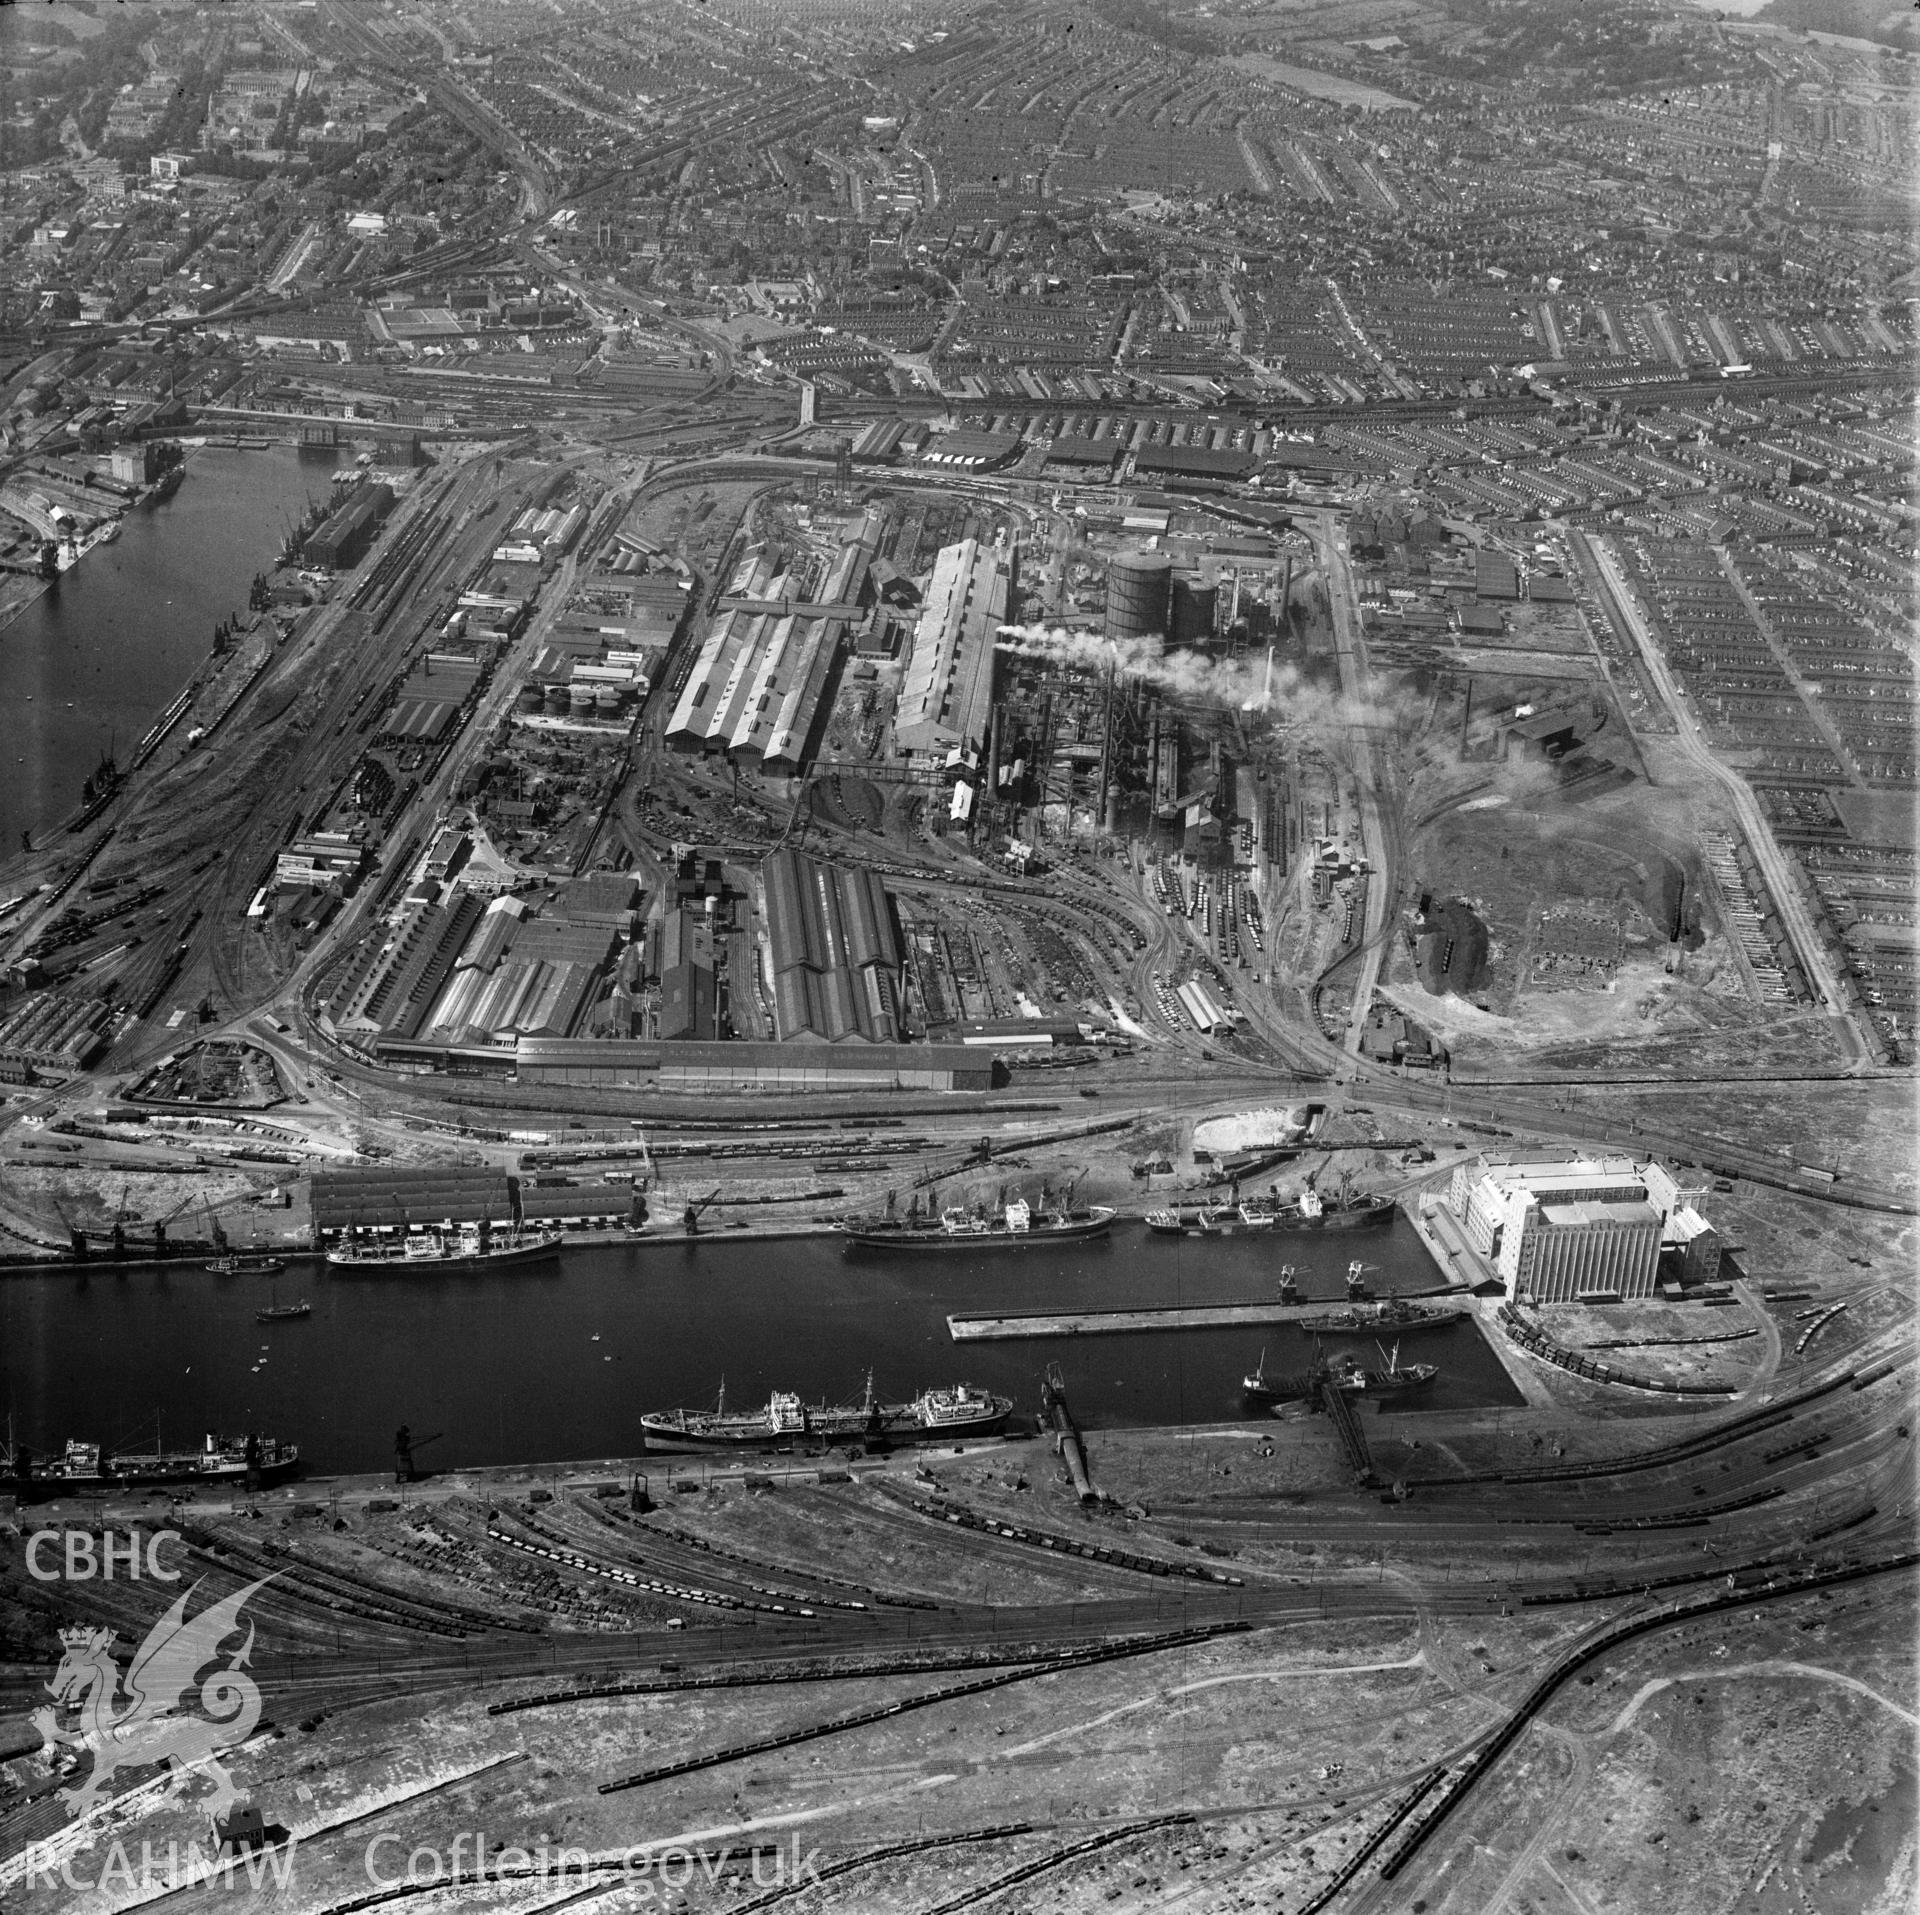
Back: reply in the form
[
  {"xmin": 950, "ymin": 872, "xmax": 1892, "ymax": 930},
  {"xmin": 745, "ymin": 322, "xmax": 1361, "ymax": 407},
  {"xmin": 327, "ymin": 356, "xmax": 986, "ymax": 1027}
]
[{"xmin": 0, "ymin": 423, "xmax": 1914, "ymax": 1914}]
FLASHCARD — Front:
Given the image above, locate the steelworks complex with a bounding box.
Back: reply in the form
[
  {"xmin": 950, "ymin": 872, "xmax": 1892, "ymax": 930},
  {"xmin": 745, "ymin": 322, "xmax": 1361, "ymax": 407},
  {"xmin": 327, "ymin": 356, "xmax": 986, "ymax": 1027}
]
[{"xmin": 317, "ymin": 840, "xmax": 995, "ymax": 1093}]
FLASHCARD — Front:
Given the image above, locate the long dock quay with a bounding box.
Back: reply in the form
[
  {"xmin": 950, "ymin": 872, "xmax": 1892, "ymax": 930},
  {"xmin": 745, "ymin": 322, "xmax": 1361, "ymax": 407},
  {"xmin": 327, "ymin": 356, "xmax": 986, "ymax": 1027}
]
[{"xmin": 947, "ymin": 1296, "xmax": 1471, "ymax": 1342}]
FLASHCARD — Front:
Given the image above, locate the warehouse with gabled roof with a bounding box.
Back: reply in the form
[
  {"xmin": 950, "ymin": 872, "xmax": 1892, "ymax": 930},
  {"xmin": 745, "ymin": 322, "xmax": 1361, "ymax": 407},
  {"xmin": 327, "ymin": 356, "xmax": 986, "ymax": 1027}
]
[{"xmin": 762, "ymin": 846, "xmax": 902, "ymax": 1043}]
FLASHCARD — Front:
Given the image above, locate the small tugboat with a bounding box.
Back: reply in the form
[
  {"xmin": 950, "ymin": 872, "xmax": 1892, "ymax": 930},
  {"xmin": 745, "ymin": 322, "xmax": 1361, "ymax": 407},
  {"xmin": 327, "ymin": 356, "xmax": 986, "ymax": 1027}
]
[
  {"xmin": 208, "ymin": 1254, "xmax": 286, "ymax": 1276},
  {"xmin": 1241, "ymin": 1345, "xmax": 1322, "ymax": 1410}
]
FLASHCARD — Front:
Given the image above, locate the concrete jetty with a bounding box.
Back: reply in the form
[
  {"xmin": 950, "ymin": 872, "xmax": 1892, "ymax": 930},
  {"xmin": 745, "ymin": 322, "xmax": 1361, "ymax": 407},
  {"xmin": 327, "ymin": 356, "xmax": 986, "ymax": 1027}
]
[{"xmin": 947, "ymin": 1295, "xmax": 1471, "ymax": 1342}]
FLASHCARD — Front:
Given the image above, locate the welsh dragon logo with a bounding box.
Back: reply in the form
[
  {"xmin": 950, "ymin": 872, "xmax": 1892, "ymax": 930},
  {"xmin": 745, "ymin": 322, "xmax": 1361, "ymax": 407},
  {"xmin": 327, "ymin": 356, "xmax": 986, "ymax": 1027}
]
[{"xmin": 32, "ymin": 1575, "xmax": 275, "ymax": 1820}]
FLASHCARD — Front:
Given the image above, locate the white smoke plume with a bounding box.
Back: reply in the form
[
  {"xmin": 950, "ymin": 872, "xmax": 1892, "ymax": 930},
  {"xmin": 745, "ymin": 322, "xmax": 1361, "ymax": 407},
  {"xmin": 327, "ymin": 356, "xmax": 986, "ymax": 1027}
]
[{"xmin": 993, "ymin": 622, "xmax": 1404, "ymax": 746}]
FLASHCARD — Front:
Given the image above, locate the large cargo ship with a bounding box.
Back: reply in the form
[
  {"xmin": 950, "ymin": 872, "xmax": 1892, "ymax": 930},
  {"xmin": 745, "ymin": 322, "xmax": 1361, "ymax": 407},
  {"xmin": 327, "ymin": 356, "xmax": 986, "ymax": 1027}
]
[
  {"xmin": 8, "ymin": 1432, "xmax": 300, "ymax": 1493},
  {"xmin": 1328, "ymin": 1344, "xmax": 1438, "ymax": 1396},
  {"xmin": 1153, "ymin": 1177, "xmax": 1393, "ymax": 1238},
  {"xmin": 841, "ymin": 1194, "xmax": 1114, "ymax": 1254},
  {"xmin": 1242, "ymin": 1340, "xmax": 1438, "ymax": 1407},
  {"xmin": 1241, "ymin": 1178, "xmax": 1395, "ymax": 1232},
  {"xmin": 641, "ymin": 1379, "xmax": 1013, "ymax": 1449},
  {"xmin": 325, "ymin": 1224, "xmax": 562, "ymax": 1270}
]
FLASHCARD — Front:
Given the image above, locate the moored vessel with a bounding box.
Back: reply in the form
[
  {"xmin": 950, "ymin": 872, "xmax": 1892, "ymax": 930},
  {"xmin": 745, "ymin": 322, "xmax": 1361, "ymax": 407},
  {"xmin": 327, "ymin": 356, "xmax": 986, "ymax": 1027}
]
[
  {"xmin": 1144, "ymin": 1201, "xmax": 1273, "ymax": 1236},
  {"xmin": 904, "ymin": 1382, "xmax": 1013, "ymax": 1440},
  {"xmin": 7, "ymin": 1431, "xmax": 300, "ymax": 1493},
  {"xmin": 1313, "ymin": 1189, "xmax": 1396, "ymax": 1230},
  {"xmin": 1274, "ymin": 1180, "xmax": 1395, "ymax": 1231},
  {"xmin": 1328, "ymin": 1342, "xmax": 1438, "ymax": 1397},
  {"xmin": 325, "ymin": 1223, "xmax": 562, "ymax": 1270},
  {"xmin": 640, "ymin": 1384, "xmax": 885, "ymax": 1449},
  {"xmin": 1296, "ymin": 1296, "xmax": 1466, "ymax": 1335},
  {"xmin": 208, "ymin": 1254, "xmax": 286, "ymax": 1276},
  {"xmin": 1163, "ymin": 1178, "xmax": 1394, "ymax": 1237},
  {"xmin": 1238, "ymin": 1165, "xmax": 1396, "ymax": 1233},
  {"xmin": 641, "ymin": 1377, "xmax": 1014, "ymax": 1449},
  {"xmin": 841, "ymin": 1191, "xmax": 1114, "ymax": 1254},
  {"xmin": 1241, "ymin": 1345, "xmax": 1321, "ymax": 1410}
]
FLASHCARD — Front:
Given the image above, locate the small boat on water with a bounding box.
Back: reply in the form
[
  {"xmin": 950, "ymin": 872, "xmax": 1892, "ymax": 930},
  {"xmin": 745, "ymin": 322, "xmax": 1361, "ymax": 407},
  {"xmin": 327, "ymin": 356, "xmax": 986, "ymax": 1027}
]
[
  {"xmin": 256, "ymin": 1301, "xmax": 311, "ymax": 1322},
  {"xmin": 208, "ymin": 1254, "xmax": 285, "ymax": 1276}
]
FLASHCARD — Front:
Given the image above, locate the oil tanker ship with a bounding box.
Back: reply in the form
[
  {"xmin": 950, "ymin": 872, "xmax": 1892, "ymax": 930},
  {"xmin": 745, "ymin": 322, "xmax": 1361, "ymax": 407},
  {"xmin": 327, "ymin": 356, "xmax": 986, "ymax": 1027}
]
[
  {"xmin": 640, "ymin": 1379, "xmax": 1013, "ymax": 1449},
  {"xmin": 840, "ymin": 1192, "xmax": 1114, "ymax": 1254}
]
